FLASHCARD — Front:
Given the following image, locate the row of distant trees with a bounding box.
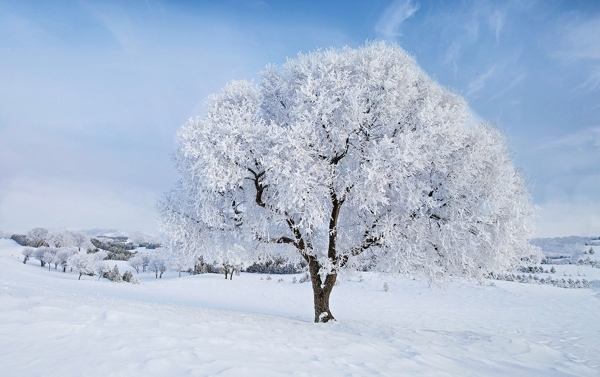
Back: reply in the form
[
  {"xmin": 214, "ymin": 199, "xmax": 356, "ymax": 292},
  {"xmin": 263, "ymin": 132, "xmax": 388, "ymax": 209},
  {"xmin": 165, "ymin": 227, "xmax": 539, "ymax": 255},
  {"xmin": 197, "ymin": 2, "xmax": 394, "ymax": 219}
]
[
  {"xmin": 5, "ymin": 227, "xmax": 256, "ymax": 281},
  {"xmin": 21, "ymin": 244, "xmax": 169, "ymax": 282},
  {"xmin": 13, "ymin": 228, "xmax": 92, "ymax": 250}
]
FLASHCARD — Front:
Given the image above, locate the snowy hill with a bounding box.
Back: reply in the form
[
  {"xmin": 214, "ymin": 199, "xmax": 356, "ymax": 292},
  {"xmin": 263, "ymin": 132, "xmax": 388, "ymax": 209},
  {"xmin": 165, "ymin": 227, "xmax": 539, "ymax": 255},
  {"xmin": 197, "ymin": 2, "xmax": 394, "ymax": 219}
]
[{"xmin": 1, "ymin": 238, "xmax": 599, "ymax": 376}]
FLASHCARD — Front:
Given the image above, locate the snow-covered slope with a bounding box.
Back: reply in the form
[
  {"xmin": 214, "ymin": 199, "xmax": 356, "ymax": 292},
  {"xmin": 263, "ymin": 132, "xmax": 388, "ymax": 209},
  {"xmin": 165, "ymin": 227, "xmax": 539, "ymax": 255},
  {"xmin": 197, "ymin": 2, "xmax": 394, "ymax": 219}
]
[{"xmin": 1, "ymin": 239, "xmax": 599, "ymax": 376}]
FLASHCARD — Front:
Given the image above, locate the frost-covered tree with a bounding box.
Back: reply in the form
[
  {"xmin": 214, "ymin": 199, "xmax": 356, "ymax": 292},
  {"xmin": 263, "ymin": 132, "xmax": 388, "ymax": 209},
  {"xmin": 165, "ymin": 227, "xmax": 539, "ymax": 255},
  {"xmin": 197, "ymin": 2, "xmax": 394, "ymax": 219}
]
[
  {"xmin": 158, "ymin": 42, "xmax": 539, "ymax": 322},
  {"xmin": 33, "ymin": 247, "xmax": 55, "ymax": 267},
  {"xmin": 70, "ymin": 231, "xmax": 90, "ymax": 251},
  {"xmin": 27, "ymin": 228, "xmax": 49, "ymax": 247},
  {"xmin": 141, "ymin": 254, "xmax": 150, "ymax": 273},
  {"xmin": 95, "ymin": 261, "xmax": 110, "ymax": 281},
  {"xmin": 42, "ymin": 251, "xmax": 56, "ymax": 271},
  {"xmin": 212, "ymin": 243, "xmax": 248, "ymax": 280},
  {"xmin": 47, "ymin": 230, "xmax": 75, "ymax": 248},
  {"xmin": 149, "ymin": 253, "xmax": 167, "ymax": 278},
  {"xmin": 128, "ymin": 255, "xmax": 144, "ymax": 274},
  {"xmin": 55, "ymin": 248, "xmax": 77, "ymax": 272},
  {"xmin": 67, "ymin": 252, "xmax": 94, "ymax": 280},
  {"xmin": 90, "ymin": 249, "xmax": 108, "ymax": 262},
  {"xmin": 21, "ymin": 248, "xmax": 34, "ymax": 264}
]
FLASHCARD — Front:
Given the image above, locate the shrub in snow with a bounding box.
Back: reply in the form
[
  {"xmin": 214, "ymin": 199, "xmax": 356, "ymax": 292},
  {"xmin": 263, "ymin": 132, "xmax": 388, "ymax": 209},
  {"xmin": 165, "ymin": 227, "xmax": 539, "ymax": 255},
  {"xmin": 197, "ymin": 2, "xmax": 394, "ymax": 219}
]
[
  {"xmin": 486, "ymin": 272, "xmax": 590, "ymax": 289},
  {"xmin": 292, "ymin": 277, "xmax": 297, "ymax": 284},
  {"xmin": 109, "ymin": 265, "xmax": 122, "ymax": 282},
  {"xmin": 299, "ymin": 273, "xmax": 310, "ymax": 284},
  {"xmin": 21, "ymin": 248, "xmax": 34, "ymax": 264},
  {"xmin": 577, "ymin": 257, "xmax": 600, "ymax": 269},
  {"xmin": 278, "ymin": 278, "xmax": 284, "ymax": 283},
  {"xmin": 245, "ymin": 256, "xmax": 305, "ymax": 274},
  {"xmin": 122, "ymin": 271, "xmax": 133, "ymax": 282},
  {"xmin": 551, "ymin": 266, "xmax": 556, "ymax": 273},
  {"xmin": 157, "ymin": 42, "xmax": 540, "ymax": 322},
  {"xmin": 383, "ymin": 282, "xmax": 389, "ymax": 292},
  {"xmin": 266, "ymin": 275, "xmax": 272, "ymax": 281}
]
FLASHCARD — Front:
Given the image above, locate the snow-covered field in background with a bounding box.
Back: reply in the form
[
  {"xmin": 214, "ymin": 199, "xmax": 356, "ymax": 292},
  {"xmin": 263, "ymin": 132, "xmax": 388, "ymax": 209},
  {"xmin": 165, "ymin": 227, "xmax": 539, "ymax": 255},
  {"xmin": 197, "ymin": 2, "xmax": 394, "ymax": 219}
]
[{"xmin": 1, "ymin": 238, "xmax": 599, "ymax": 376}]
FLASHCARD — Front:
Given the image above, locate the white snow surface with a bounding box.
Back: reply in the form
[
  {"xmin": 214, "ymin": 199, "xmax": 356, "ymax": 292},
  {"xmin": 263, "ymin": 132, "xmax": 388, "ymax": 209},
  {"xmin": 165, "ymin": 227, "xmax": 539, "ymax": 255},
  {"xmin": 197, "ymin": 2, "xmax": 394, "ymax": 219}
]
[{"xmin": 1, "ymin": 239, "xmax": 599, "ymax": 376}]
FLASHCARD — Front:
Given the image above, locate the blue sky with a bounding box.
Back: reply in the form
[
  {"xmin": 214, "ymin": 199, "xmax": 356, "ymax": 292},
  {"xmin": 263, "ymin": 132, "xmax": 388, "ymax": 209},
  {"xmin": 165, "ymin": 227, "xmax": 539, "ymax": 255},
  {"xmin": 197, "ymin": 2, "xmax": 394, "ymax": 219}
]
[{"xmin": 0, "ymin": 0, "xmax": 599, "ymax": 237}]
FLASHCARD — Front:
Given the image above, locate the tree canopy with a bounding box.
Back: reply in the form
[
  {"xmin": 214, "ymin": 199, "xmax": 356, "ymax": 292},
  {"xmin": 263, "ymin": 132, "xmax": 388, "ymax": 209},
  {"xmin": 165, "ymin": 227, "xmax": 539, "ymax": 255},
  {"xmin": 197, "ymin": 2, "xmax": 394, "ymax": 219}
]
[{"xmin": 158, "ymin": 42, "xmax": 539, "ymax": 322}]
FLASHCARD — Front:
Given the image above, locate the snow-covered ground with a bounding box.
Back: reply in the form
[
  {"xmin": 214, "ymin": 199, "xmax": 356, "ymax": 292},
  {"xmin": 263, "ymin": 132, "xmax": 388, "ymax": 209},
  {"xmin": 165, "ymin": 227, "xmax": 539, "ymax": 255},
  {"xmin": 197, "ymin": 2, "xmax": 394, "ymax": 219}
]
[{"xmin": 1, "ymin": 239, "xmax": 599, "ymax": 376}]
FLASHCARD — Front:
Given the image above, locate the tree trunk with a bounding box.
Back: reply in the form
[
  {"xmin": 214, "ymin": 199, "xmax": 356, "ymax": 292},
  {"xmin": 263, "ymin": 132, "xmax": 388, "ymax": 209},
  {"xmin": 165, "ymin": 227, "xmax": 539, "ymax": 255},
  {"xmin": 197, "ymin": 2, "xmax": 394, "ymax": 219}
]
[
  {"xmin": 78, "ymin": 272, "xmax": 82, "ymax": 280},
  {"xmin": 224, "ymin": 268, "xmax": 228, "ymax": 279},
  {"xmin": 309, "ymin": 260, "xmax": 336, "ymax": 323}
]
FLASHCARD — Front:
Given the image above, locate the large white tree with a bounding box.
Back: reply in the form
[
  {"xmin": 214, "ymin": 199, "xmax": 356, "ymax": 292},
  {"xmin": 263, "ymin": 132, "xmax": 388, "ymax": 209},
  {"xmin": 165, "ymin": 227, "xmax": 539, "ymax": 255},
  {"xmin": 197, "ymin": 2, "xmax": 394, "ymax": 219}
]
[{"xmin": 159, "ymin": 42, "xmax": 539, "ymax": 322}]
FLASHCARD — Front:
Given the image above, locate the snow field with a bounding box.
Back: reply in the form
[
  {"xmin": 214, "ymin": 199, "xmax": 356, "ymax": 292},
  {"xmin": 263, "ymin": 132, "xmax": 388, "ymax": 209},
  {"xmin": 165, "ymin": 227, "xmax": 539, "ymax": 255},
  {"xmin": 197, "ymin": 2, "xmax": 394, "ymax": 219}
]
[{"xmin": 1, "ymin": 239, "xmax": 599, "ymax": 376}]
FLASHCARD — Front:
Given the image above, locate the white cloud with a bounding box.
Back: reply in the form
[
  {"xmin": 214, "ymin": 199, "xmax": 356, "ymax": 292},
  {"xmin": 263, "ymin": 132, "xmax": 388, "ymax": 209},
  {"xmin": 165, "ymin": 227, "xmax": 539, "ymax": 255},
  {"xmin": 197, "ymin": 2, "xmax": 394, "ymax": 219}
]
[{"xmin": 375, "ymin": 0, "xmax": 420, "ymax": 38}]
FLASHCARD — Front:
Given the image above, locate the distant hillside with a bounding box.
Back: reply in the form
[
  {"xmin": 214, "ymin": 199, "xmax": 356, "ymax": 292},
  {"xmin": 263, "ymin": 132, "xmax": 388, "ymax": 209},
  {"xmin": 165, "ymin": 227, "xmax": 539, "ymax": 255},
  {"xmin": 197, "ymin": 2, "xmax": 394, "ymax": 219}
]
[
  {"xmin": 82, "ymin": 229, "xmax": 161, "ymax": 245},
  {"xmin": 531, "ymin": 236, "xmax": 598, "ymax": 261}
]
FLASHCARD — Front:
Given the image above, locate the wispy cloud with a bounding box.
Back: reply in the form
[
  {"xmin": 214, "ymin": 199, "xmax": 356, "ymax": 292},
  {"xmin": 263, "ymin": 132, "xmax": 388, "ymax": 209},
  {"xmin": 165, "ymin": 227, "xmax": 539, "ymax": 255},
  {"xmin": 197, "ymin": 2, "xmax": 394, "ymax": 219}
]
[
  {"xmin": 556, "ymin": 16, "xmax": 600, "ymax": 92},
  {"xmin": 466, "ymin": 64, "xmax": 497, "ymax": 97},
  {"xmin": 487, "ymin": 8, "xmax": 506, "ymax": 44},
  {"xmin": 443, "ymin": 41, "xmax": 462, "ymax": 67},
  {"xmin": 574, "ymin": 66, "xmax": 600, "ymax": 92},
  {"xmin": 375, "ymin": 0, "xmax": 420, "ymax": 38},
  {"xmin": 558, "ymin": 17, "xmax": 600, "ymax": 61},
  {"xmin": 539, "ymin": 127, "xmax": 600, "ymax": 150},
  {"xmin": 83, "ymin": 2, "xmax": 139, "ymax": 51},
  {"xmin": 486, "ymin": 72, "xmax": 526, "ymax": 102}
]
